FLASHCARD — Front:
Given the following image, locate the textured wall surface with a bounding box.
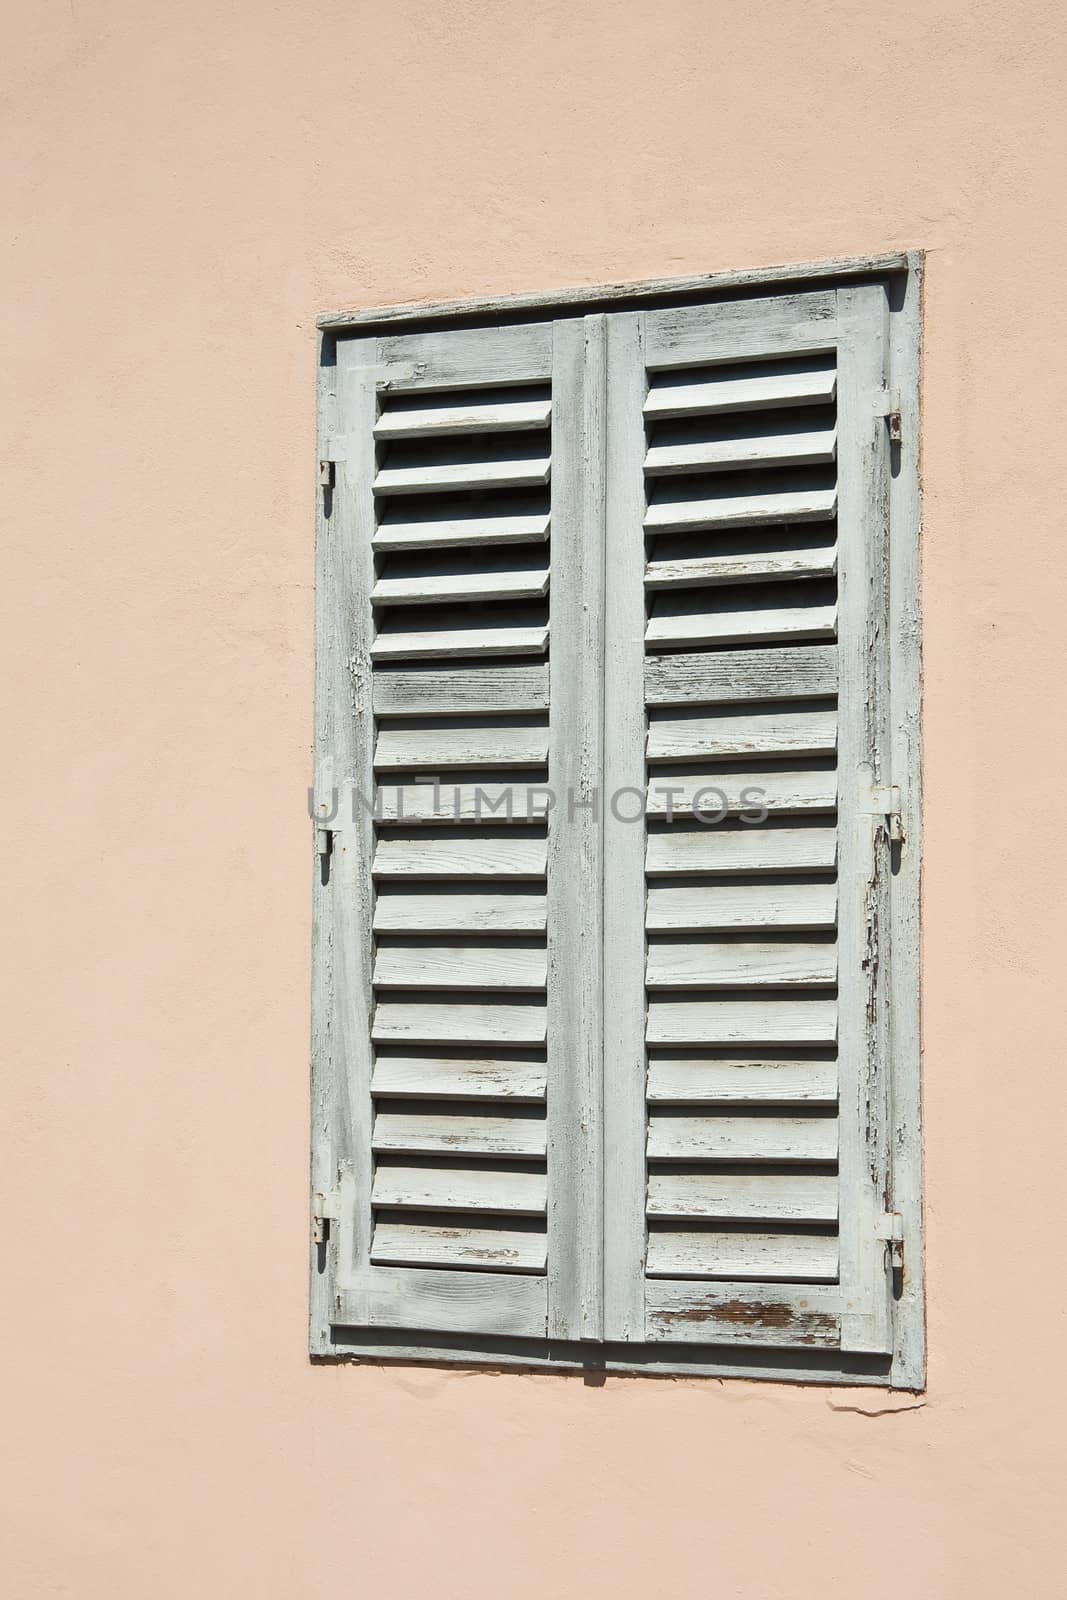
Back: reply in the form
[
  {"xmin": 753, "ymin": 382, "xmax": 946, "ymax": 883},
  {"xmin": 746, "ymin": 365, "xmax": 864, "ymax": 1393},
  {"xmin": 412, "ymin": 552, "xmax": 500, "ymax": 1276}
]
[{"xmin": 4, "ymin": 2, "xmax": 1066, "ymax": 1595}]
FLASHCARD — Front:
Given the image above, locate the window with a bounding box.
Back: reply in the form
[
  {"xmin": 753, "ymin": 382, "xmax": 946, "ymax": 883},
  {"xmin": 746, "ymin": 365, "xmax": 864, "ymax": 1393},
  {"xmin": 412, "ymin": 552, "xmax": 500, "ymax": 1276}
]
[{"xmin": 311, "ymin": 256, "xmax": 922, "ymax": 1387}]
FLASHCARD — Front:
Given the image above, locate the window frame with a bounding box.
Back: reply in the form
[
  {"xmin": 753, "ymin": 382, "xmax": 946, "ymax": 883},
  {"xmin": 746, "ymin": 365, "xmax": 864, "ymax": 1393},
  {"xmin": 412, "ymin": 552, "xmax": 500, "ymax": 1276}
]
[{"xmin": 311, "ymin": 253, "xmax": 923, "ymax": 1389}]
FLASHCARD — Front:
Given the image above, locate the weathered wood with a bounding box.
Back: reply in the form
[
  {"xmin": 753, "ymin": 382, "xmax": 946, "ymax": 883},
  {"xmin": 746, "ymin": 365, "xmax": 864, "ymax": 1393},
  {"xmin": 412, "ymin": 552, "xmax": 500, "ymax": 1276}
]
[
  {"xmin": 646, "ymin": 880, "xmax": 837, "ymax": 931},
  {"xmin": 646, "ymin": 998, "xmax": 838, "ymax": 1046},
  {"xmin": 375, "ymin": 394, "xmax": 552, "ymax": 438},
  {"xmin": 645, "ymin": 423, "xmax": 836, "ymax": 476},
  {"xmin": 645, "ymin": 824, "xmax": 837, "ymax": 877},
  {"xmin": 374, "ymin": 507, "xmax": 550, "ymax": 551},
  {"xmin": 373, "ymin": 940, "xmax": 547, "ymax": 991},
  {"xmin": 646, "ymin": 706, "xmax": 837, "ymax": 761},
  {"xmin": 372, "ymin": 832, "xmax": 548, "ymax": 879},
  {"xmin": 374, "ymin": 449, "xmax": 551, "ymax": 497},
  {"xmin": 372, "ymin": 999, "xmax": 547, "ymax": 1046},
  {"xmin": 373, "ymin": 887, "xmax": 547, "ymax": 932},
  {"xmin": 370, "ymin": 617, "xmax": 549, "ymax": 661},
  {"xmin": 374, "ymin": 721, "xmax": 549, "ymax": 770},
  {"xmin": 337, "ymin": 1269, "xmax": 548, "ymax": 1337},
  {"xmin": 371, "ymin": 1222, "xmax": 547, "ymax": 1272},
  {"xmin": 545, "ymin": 314, "xmax": 606, "ymax": 1340},
  {"xmin": 645, "ymin": 768, "xmax": 837, "ymax": 817},
  {"xmin": 645, "ymin": 543, "xmax": 836, "ymax": 589},
  {"xmin": 646, "ymin": 938, "xmax": 837, "ymax": 989},
  {"xmin": 645, "ymin": 1281, "xmax": 842, "ymax": 1346},
  {"xmin": 646, "ymin": 589, "xmax": 836, "ymax": 648},
  {"xmin": 645, "ymin": 1230, "xmax": 838, "ymax": 1282},
  {"xmin": 319, "ymin": 254, "xmax": 910, "ymax": 331},
  {"xmin": 373, "ymin": 663, "xmax": 549, "ymax": 716},
  {"xmin": 371, "ymin": 1162, "xmax": 547, "ymax": 1212},
  {"xmin": 644, "ymin": 292, "xmax": 838, "ymax": 368},
  {"xmin": 645, "ymin": 484, "xmax": 836, "ymax": 532},
  {"xmin": 648, "ymin": 1171, "xmax": 838, "ymax": 1221},
  {"xmin": 370, "ymin": 1054, "xmax": 547, "ymax": 1101},
  {"xmin": 646, "ymin": 1056, "xmax": 837, "ymax": 1103},
  {"xmin": 374, "ymin": 782, "xmax": 552, "ymax": 823},
  {"xmin": 372, "ymin": 323, "xmax": 554, "ymax": 388},
  {"xmin": 644, "ymin": 357, "xmax": 836, "ymax": 419},
  {"xmin": 601, "ymin": 308, "xmax": 651, "ymax": 1341},
  {"xmin": 644, "ymin": 645, "xmax": 837, "ymax": 705},
  {"xmin": 647, "ymin": 1113, "xmax": 838, "ymax": 1162},
  {"xmin": 371, "ymin": 560, "xmax": 549, "ymax": 607},
  {"xmin": 372, "ymin": 1111, "xmax": 548, "ymax": 1157}
]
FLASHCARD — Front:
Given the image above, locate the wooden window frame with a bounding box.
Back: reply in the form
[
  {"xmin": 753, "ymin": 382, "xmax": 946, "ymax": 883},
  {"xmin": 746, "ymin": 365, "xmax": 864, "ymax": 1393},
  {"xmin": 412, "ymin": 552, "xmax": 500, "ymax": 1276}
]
[{"xmin": 311, "ymin": 253, "xmax": 923, "ymax": 1389}]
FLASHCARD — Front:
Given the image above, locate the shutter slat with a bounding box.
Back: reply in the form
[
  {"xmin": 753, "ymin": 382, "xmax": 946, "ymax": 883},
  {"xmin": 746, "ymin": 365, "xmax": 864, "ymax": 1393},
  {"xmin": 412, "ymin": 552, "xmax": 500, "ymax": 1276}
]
[
  {"xmin": 645, "ymin": 825, "xmax": 837, "ymax": 876},
  {"xmin": 372, "ymin": 1001, "xmax": 547, "ymax": 1045},
  {"xmin": 371, "ymin": 563, "xmax": 549, "ymax": 607},
  {"xmin": 643, "ymin": 360, "xmax": 837, "ymax": 419},
  {"xmin": 371, "ymin": 1223, "xmax": 546, "ymax": 1272},
  {"xmin": 645, "ymin": 770, "xmax": 837, "ymax": 817},
  {"xmin": 370, "ymin": 620, "xmax": 549, "ymax": 661},
  {"xmin": 646, "ymin": 1231, "xmax": 838, "ymax": 1282},
  {"xmin": 373, "ymin": 663, "xmax": 550, "ymax": 716},
  {"xmin": 374, "ymin": 723, "xmax": 549, "ymax": 770},
  {"xmin": 647, "ymin": 1172, "xmax": 839, "ymax": 1221},
  {"xmin": 645, "ymin": 486, "xmax": 837, "ymax": 532},
  {"xmin": 372, "ymin": 1112, "xmax": 547, "ymax": 1157},
  {"xmin": 647, "ymin": 707, "xmax": 837, "ymax": 761},
  {"xmin": 645, "ymin": 545, "xmax": 836, "ymax": 589},
  {"xmin": 371, "ymin": 1055, "xmax": 547, "ymax": 1101},
  {"xmin": 373, "ymin": 942, "xmax": 547, "ymax": 992},
  {"xmin": 373, "ymin": 509, "xmax": 550, "ymax": 552},
  {"xmin": 646, "ymin": 591, "xmax": 837, "ymax": 648},
  {"xmin": 645, "ymin": 1282, "xmax": 842, "ymax": 1347},
  {"xmin": 646, "ymin": 881, "xmax": 837, "ymax": 931},
  {"xmin": 645, "ymin": 425, "xmax": 836, "ymax": 476},
  {"xmin": 373, "ymin": 833, "xmax": 548, "ymax": 879},
  {"xmin": 645, "ymin": 646, "xmax": 837, "ymax": 705},
  {"xmin": 647, "ymin": 1114, "xmax": 838, "ymax": 1162},
  {"xmin": 646, "ymin": 998, "xmax": 838, "ymax": 1045},
  {"xmin": 374, "ymin": 397, "xmax": 552, "ymax": 438},
  {"xmin": 375, "ymin": 784, "xmax": 550, "ymax": 823},
  {"xmin": 373, "ymin": 889, "xmax": 547, "ymax": 932},
  {"xmin": 374, "ymin": 455, "xmax": 551, "ymax": 496},
  {"xmin": 372, "ymin": 1163, "xmax": 547, "ymax": 1213},
  {"xmin": 646, "ymin": 1057, "xmax": 838, "ymax": 1103},
  {"xmin": 646, "ymin": 939, "xmax": 837, "ymax": 989}
]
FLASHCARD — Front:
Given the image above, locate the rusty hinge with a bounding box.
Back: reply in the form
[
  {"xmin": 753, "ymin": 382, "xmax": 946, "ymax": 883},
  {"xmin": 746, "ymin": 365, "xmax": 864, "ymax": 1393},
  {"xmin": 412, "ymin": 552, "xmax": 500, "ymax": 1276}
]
[
  {"xmin": 876, "ymin": 387, "xmax": 902, "ymax": 443},
  {"xmin": 872, "ymin": 784, "xmax": 905, "ymax": 844},
  {"xmin": 312, "ymin": 1189, "xmax": 341, "ymax": 1245},
  {"xmin": 877, "ymin": 1211, "xmax": 905, "ymax": 1272}
]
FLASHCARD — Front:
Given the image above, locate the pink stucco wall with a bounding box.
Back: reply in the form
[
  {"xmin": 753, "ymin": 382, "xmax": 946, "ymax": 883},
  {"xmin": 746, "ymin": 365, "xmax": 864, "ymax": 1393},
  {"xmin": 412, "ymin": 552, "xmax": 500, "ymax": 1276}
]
[{"xmin": 4, "ymin": 2, "xmax": 1066, "ymax": 1594}]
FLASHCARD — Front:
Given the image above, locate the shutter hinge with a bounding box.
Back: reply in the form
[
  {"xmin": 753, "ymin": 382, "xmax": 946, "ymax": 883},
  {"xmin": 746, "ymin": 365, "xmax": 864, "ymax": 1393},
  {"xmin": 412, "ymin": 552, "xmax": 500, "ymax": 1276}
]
[
  {"xmin": 312, "ymin": 1189, "xmax": 341, "ymax": 1245},
  {"xmin": 319, "ymin": 435, "xmax": 349, "ymax": 488},
  {"xmin": 876, "ymin": 388, "xmax": 902, "ymax": 443},
  {"xmin": 313, "ymin": 801, "xmax": 335, "ymax": 857},
  {"xmin": 877, "ymin": 1211, "xmax": 905, "ymax": 1272},
  {"xmin": 872, "ymin": 784, "xmax": 905, "ymax": 844}
]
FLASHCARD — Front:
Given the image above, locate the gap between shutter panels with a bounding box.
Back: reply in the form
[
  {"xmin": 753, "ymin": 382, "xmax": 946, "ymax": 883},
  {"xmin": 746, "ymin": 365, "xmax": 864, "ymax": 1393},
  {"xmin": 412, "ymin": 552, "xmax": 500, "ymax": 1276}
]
[
  {"xmin": 367, "ymin": 379, "xmax": 553, "ymax": 1277},
  {"xmin": 642, "ymin": 349, "xmax": 842, "ymax": 1300}
]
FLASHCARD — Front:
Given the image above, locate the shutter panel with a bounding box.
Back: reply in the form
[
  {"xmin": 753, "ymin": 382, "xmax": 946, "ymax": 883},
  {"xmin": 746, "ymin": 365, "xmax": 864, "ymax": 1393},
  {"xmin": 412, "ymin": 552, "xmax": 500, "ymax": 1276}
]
[
  {"xmin": 603, "ymin": 288, "xmax": 899, "ymax": 1352},
  {"xmin": 319, "ymin": 319, "xmax": 603, "ymax": 1340}
]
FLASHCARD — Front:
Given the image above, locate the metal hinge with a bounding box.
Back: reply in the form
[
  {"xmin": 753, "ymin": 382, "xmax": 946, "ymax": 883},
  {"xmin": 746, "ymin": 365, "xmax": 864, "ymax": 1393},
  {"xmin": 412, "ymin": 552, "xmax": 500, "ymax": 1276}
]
[
  {"xmin": 313, "ymin": 800, "xmax": 335, "ymax": 857},
  {"xmin": 877, "ymin": 1211, "xmax": 905, "ymax": 1271},
  {"xmin": 312, "ymin": 1189, "xmax": 341, "ymax": 1245},
  {"xmin": 872, "ymin": 784, "xmax": 905, "ymax": 844},
  {"xmin": 876, "ymin": 387, "xmax": 902, "ymax": 443}
]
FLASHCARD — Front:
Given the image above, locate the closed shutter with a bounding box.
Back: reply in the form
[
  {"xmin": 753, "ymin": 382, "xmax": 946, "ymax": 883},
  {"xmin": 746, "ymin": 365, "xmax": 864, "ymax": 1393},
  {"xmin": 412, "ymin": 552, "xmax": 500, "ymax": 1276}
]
[
  {"xmin": 603, "ymin": 287, "xmax": 900, "ymax": 1351},
  {"xmin": 315, "ymin": 320, "xmax": 604, "ymax": 1340},
  {"xmin": 314, "ymin": 263, "xmax": 919, "ymax": 1376}
]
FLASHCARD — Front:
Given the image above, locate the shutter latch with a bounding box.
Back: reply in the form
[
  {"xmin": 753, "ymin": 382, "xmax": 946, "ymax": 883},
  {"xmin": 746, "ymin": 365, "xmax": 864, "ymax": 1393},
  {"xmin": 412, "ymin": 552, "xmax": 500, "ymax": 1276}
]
[
  {"xmin": 876, "ymin": 1211, "xmax": 905, "ymax": 1272},
  {"xmin": 312, "ymin": 1189, "xmax": 341, "ymax": 1245}
]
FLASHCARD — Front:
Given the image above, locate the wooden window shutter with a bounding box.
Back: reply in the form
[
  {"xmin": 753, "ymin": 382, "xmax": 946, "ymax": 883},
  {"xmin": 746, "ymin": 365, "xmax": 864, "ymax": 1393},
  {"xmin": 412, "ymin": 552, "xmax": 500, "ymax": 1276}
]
[{"xmin": 313, "ymin": 261, "xmax": 921, "ymax": 1382}]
